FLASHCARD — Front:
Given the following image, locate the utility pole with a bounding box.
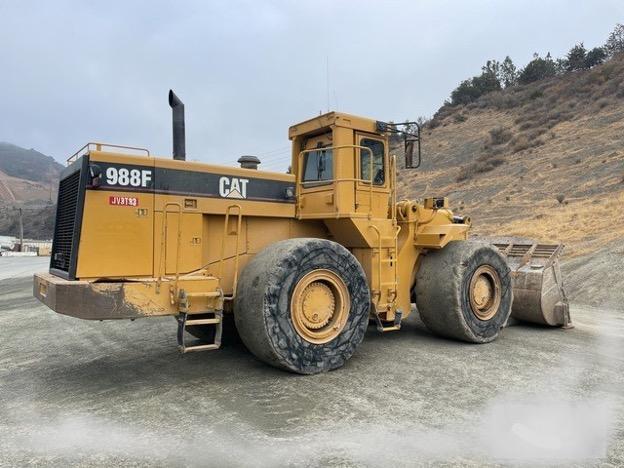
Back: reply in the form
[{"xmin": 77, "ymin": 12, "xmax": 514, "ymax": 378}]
[{"xmin": 18, "ymin": 207, "xmax": 24, "ymax": 252}]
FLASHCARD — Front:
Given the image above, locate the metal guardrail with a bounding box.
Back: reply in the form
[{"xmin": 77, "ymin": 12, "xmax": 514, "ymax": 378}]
[{"xmin": 67, "ymin": 142, "xmax": 150, "ymax": 165}]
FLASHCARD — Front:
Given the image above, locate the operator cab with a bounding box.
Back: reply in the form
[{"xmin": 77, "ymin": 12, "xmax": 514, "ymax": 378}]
[{"xmin": 289, "ymin": 112, "xmax": 391, "ymax": 220}]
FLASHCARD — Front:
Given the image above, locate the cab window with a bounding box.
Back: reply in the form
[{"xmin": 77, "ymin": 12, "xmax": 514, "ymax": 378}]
[
  {"xmin": 360, "ymin": 139, "xmax": 385, "ymax": 185},
  {"xmin": 303, "ymin": 147, "xmax": 333, "ymax": 184}
]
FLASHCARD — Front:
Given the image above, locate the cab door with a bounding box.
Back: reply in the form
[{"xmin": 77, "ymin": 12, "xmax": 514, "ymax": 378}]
[{"xmin": 355, "ymin": 133, "xmax": 390, "ymax": 218}]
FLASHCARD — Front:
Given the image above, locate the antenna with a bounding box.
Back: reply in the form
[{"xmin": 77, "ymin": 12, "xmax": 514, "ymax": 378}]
[{"xmin": 326, "ymin": 56, "xmax": 330, "ymax": 112}]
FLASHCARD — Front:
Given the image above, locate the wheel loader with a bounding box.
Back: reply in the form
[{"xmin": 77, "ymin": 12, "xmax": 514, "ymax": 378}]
[{"xmin": 33, "ymin": 91, "xmax": 571, "ymax": 374}]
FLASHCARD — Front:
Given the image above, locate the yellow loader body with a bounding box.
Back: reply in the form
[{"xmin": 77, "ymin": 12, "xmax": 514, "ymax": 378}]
[{"xmin": 33, "ymin": 97, "xmax": 569, "ymax": 373}]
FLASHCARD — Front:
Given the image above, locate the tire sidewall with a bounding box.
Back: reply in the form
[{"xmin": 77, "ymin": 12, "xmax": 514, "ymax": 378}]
[
  {"xmin": 458, "ymin": 246, "xmax": 513, "ymax": 342},
  {"xmin": 264, "ymin": 240, "xmax": 370, "ymax": 374}
]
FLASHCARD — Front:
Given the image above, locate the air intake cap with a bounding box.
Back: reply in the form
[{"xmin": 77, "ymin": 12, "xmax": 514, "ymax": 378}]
[{"xmin": 238, "ymin": 155, "xmax": 261, "ymax": 170}]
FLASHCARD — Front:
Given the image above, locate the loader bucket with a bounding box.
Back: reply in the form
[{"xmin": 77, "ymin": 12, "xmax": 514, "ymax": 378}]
[{"xmin": 492, "ymin": 242, "xmax": 572, "ymax": 328}]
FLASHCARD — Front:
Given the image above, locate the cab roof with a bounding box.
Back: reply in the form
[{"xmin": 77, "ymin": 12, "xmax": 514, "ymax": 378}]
[{"xmin": 288, "ymin": 111, "xmax": 380, "ymax": 139}]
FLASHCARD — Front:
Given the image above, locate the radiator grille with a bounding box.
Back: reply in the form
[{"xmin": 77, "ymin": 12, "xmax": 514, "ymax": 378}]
[{"xmin": 50, "ymin": 170, "xmax": 81, "ymax": 272}]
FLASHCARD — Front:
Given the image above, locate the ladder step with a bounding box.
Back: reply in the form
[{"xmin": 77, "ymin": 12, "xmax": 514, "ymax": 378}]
[
  {"xmin": 380, "ymin": 259, "xmax": 395, "ymax": 264},
  {"xmin": 185, "ymin": 318, "xmax": 221, "ymax": 326},
  {"xmin": 179, "ymin": 343, "xmax": 220, "ymax": 353},
  {"xmin": 185, "ymin": 291, "xmax": 221, "ymax": 298},
  {"xmin": 380, "ymin": 281, "xmax": 398, "ymax": 286},
  {"xmin": 374, "ymin": 309, "xmax": 403, "ymax": 333},
  {"xmin": 176, "ymin": 311, "xmax": 223, "ymax": 353}
]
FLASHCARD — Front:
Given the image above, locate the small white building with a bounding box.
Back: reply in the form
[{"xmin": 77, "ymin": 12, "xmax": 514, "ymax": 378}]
[
  {"xmin": 0, "ymin": 235, "xmax": 16, "ymax": 252},
  {"xmin": 0, "ymin": 236, "xmax": 52, "ymax": 256}
]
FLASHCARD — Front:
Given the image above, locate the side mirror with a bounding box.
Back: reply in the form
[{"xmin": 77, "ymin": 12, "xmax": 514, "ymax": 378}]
[
  {"xmin": 377, "ymin": 120, "xmax": 422, "ymax": 169},
  {"xmin": 404, "ymin": 132, "xmax": 421, "ymax": 169},
  {"xmin": 404, "ymin": 137, "xmax": 415, "ymax": 168}
]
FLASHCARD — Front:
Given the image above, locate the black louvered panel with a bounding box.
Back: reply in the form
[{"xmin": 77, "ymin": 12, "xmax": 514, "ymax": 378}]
[{"xmin": 50, "ymin": 170, "xmax": 81, "ymax": 272}]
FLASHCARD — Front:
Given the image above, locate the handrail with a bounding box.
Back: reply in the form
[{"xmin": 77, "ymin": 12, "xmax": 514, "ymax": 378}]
[
  {"xmin": 67, "ymin": 142, "xmax": 150, "ymax": 164},
  {"xmin": 219, "ymin": 204, "xmax": 243, "ymax": 301},
  {"xmin": 296, "ymin": 144, "xmax": 376, "ymax": 219},
  {"xmin": 390, "ymin": 224, "xmax": 401, "ymax": 305},
  {"xmin": 390, "ymin": 155, "xmax": 397, "ymax": 225},
  {"xmin": 368, "ymin": 223, "xmax": 402, "ymax": 310},
  {"xmin": 368, "ymin": 224, "xmax": 383, "ymax": 306}
]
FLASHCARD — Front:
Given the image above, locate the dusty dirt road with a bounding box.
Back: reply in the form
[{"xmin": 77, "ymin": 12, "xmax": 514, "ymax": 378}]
[{"xmin": 1, "ymin": 258, "xmax": 623, "ymax": 467}]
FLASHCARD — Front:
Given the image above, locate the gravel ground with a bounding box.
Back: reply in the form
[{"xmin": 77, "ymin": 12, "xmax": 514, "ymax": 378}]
[
  {"xmin": 0, "ymin": 256, "xmax": 48, "ymax": 280},
  {"xmin": 0, "ymin": 257, "xmax": 623, "ymax": 467}
]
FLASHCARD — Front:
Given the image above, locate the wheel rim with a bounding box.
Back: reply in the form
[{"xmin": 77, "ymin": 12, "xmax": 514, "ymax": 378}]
[
  {"xmin": 291, "ymin": 269, "xmax": 350, "ymax": 344},
  {"xmin": 469, "ymin": 265, "xmax": 502, "ymax": 321}
]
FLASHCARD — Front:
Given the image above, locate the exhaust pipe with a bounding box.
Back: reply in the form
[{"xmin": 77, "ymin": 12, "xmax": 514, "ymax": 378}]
[{"xmin": 168, "ymin": 90, "xmax": 185, "ymax": 161}]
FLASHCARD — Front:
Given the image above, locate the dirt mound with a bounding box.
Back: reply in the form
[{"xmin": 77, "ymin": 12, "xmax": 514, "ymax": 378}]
[{"xmin": 562, "ymin": 238, "xmax": 624, "ymax": 310}]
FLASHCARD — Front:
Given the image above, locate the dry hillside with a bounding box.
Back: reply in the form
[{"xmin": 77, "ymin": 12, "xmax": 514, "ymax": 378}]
[
  {"xmin": 397, "ymin": 54, "xmax": 624, "ymax": 260},
  {"xmin": 0, "ymin": 143, "xmax": 61, "ymax": 239},
  {"xmin": 0, "ymin": 143, "xmax": 62, "ymax": 186},
  {"xmin": 0, "ymin": 169, "xmax": 56, "ymax": 203}
]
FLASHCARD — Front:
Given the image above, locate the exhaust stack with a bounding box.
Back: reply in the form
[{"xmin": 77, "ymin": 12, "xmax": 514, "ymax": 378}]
[{"xmin": 168, "ymin": 90, "xmax": 185, "ymax": 161}]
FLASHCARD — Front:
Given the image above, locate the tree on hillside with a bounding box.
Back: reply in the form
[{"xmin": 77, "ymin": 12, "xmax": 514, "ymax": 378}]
[
  {"xmin": 474, "ymin": 61, "xmax": 501, "ymax": 94},
  {"xmin": 605, "ymin": 23, "xmax": 624, "ymax": 57},
  {"xmin": 554, "ymin": 56, "xmax": 567, "ymax": 75},
  {"xmin": 500, "ymin": 56, "xmax": 518, "ymax": 87},
  {"xmin": 450, "ymin": 79, "xmax": 480, "ymax": 105},
  {"xmin": 584, "ymin": 47, "xmax": 607, "ymax": 68},
  {"xmin": 450, "ymin": 60, "xmax": 502, "ymax": 105},
  {"xmin": 566, "ymin": 43, "xmax": 588, "ymax": 71},
  {"xmin": 481, "ymin": 60, "xmax": 500, "ymax": 80},
  {"xmin": 518, "ymin": 53, "xmax": 557, "ymax": 84}
]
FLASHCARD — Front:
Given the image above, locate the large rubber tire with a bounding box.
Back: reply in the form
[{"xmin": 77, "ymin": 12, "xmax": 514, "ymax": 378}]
[
  {"xmin": 234, "ymin": 238, "xmax": 370, "ymax": 374},
  {"xmin": 415, "ymin": 241, "xmax": 513, "ymax": 343}
]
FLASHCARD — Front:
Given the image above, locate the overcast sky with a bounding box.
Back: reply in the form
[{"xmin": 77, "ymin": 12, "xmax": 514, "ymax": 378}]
[{"xmin": 1, "ymin": 0, "xmax": 622, "ymax": 170}]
